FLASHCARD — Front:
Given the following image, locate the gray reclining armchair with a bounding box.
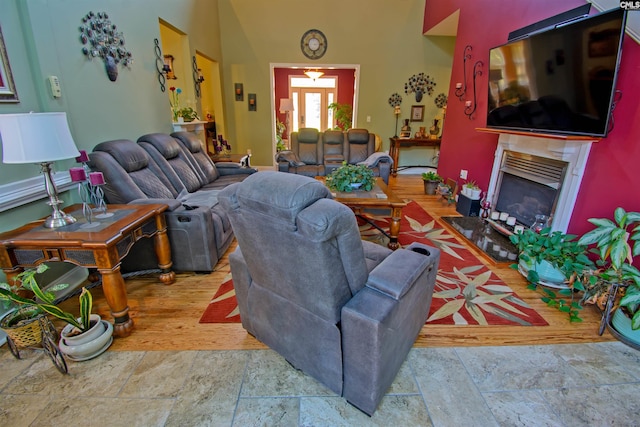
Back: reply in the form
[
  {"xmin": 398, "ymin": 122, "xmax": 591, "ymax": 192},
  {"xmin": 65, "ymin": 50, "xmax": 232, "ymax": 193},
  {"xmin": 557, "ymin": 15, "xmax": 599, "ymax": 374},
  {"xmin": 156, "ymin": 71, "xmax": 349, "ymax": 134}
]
[{"xmin": 218, "ymin": 171, "xmax": 440, "ymax": 415}]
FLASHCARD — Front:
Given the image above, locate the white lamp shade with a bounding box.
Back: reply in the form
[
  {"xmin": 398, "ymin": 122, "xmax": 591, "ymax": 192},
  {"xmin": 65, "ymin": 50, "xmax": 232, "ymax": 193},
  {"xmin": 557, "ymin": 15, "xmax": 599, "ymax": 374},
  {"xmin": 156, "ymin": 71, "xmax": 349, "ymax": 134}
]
[
  {"xmin": 0, "ymin": 112, "xmax": 80, "ymax": 164},
  {"xmin": 279, "ymin": 98, "xmax": 294, "ymax": 113}
]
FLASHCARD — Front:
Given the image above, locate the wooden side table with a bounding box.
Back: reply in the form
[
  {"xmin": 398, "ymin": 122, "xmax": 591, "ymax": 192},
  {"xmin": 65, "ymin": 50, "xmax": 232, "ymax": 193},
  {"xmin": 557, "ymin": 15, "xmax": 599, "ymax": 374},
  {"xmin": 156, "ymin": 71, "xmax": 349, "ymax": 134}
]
[
  {"xmin": 0, "ymin": 204, "xmax": 176, "ymax": 338},
  {"xmin": 389, "ymin": 137, "xmax": 441, "ymax": 176}
]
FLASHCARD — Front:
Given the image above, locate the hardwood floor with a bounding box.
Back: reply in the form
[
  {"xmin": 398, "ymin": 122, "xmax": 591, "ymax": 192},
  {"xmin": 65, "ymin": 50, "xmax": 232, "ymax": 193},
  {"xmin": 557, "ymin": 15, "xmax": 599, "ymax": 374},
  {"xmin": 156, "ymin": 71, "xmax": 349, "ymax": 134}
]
[{"xmin": 58, "ymin": 175, "xmax": 614, "ymax": 351}]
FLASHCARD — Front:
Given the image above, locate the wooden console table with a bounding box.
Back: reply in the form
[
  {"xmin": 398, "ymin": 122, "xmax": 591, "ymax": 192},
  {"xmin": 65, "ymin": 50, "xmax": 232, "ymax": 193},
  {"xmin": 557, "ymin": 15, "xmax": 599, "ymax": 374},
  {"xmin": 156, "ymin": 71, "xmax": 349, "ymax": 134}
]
[
  {"xmin": 0, "ymin": 204, "xmax": 176, "ymax": 338},
  {"xmin": 389, "ymin": 137, "xmax": 441, "ymax": 176}
]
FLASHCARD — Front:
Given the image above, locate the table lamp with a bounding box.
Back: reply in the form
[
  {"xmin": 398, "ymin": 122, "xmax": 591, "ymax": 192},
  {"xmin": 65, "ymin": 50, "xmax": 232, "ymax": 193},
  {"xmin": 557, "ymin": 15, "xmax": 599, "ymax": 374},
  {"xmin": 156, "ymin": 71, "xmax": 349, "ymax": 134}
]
[{"xmin": 0, "ymin": 112, "xmax": 81, "ymax": 228}]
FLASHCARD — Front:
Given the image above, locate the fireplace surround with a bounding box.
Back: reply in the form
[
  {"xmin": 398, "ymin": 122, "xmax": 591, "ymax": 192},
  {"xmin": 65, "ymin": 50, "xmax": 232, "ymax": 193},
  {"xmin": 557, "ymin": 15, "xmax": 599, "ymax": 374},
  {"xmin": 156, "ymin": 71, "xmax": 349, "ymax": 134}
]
[{"xmin": 483, "ymin": 129, "xmax": 599, "ymax": 233}]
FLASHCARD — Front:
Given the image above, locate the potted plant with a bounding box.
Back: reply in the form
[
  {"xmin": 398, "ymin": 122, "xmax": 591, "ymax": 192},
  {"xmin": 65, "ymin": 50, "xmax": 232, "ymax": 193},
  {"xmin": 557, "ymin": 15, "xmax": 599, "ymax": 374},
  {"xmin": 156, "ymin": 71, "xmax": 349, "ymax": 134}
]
[
  {"xmin": 328, "ymin": 102, "xmax": 353, "ymax": 131},
  {"xmin": 421, "ymin": 171, "xmax": 442, "ymax": 195},
  {"xmin": 325, "ymin": 161, "xmax": 375, "ymax": 193},
  {"xmin": 510, "ymin": 227, "xmax": 595, "ymax": 322},
  {"xmin": 0, "ymin": 265, "xmax": 113, "ymax": 361},
  {"xmin": 462, "ymin": 180, "xmax": 481, "ymax": 200},
  {"xmin": 578, "ymin": 208, "xmax": 640, "ymax": 343},
  {"xmin": 275, "ymin": 119, "xmax": 287, "ymax": 152},
  {"xmin": 177, "ymin": 107, "xmax": 199, "ymax": 122}
]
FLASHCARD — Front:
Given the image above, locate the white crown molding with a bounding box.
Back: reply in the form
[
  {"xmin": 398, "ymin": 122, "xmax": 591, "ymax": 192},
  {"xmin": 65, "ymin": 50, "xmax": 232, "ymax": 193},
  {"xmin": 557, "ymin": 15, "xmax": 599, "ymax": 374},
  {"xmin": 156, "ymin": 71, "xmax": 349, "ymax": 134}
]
[{"xmin": 0, "ymin": 171, "xmax": 75, "ymax": 212}]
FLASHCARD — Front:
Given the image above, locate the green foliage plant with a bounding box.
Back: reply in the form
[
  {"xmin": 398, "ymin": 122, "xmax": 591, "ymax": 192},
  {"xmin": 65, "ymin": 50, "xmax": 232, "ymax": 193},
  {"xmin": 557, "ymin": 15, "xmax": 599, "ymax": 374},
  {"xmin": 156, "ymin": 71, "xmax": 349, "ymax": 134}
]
[
  {"xmin": 421, "ymin": 171, "xmax": 442, "ymax": 182},
  {"xmin": 275, "ymin": 119, "xmax": 286, "ymax": 152},
  {"xmin": 0, "ymin": 265, "xmax": 93, "ymax": 332},
  {"xmin": 578, "ymin": 208, "xmax": 640, "ymax": 330},
  {"xmin": 328, "ymin": 102, "xmax": 353, "ymax": 131},
  {"xmin": 177, "ymin": 107, "xmax": 199, "ymax": 122},
  {"xmin": 325, "ymin": 161, "xmax": 375, "ymax": 193},
  {"xmin": 510, "ymin": 227, "xmax": 595, "ymax": 322},
  {"xmin": 463, "ymin": 180, "xmax": 479, "ymax": 190}
]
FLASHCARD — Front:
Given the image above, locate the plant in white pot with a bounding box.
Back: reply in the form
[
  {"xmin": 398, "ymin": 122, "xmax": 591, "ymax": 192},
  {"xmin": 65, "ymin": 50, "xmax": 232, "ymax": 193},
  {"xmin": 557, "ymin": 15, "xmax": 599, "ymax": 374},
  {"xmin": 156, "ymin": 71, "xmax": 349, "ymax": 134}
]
[
  {"xmin": 462, "ymin": 180, "xmax": 481, "ymax": 200},
  {"xmin": 578, "ymin": 208, "xmax": 640, "ymax": 344},
  {"xmin": 0, "ymin": 265, "xmax": 113, "ymax": 361}
]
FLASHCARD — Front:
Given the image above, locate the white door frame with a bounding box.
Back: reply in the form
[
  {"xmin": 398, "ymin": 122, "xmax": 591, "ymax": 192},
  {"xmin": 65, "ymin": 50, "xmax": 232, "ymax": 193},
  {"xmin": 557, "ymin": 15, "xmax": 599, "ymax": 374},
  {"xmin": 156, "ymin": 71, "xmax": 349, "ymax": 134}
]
[{"xmin": 269, "ymin": 63, "xmax": 361, "ymax": 165}]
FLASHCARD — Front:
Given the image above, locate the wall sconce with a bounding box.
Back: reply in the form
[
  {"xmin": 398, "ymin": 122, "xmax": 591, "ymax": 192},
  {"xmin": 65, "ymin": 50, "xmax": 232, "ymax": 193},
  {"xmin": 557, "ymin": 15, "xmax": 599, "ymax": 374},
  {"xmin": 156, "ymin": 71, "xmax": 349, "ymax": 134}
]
[
  {"xmin": 154, "ymin": 38, "xmax": 169, "ymax": 92},
  {"xmin": 455, "ymin": 45, "xmax": 472, "ymax": 100},
  {"xmin": 463, "ymin": 60, "xmax": 483, "ymax": 120},
  {"xmin": 192, "ymin": 56, "xmax": 204, "ymax": 98},
  {"xmin": 235, "ymin": 83, "xmax": 243, "ymax": 101}
]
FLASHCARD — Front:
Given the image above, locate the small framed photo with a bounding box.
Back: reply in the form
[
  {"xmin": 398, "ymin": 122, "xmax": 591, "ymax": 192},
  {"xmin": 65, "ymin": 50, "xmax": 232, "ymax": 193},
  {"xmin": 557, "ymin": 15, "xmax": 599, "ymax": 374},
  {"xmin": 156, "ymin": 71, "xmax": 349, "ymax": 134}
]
[
  {"xmin": 410, "ymin": 105, "xmax": 424, "ymax": 122},
  {"xmin": 235, "ymin": 83, "xmax": 243, "ymax": 101}
]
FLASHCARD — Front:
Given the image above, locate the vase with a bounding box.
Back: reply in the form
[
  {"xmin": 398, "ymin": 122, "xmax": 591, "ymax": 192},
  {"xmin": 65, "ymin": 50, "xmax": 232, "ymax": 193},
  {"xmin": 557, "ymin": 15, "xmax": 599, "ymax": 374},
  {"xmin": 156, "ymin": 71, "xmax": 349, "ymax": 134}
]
[
  {"xmin": 415, "ymin": 90, "xmax": 423, "ymax": 102},
  {"xmin": 423, "ymin": 180, "xmax": 439, "ymax": 195},
  {"xmin": 59, "ymin": 314, "xmax": 113, "ymax": 361},
  {"xmin": 429, "ymin": 119, "xmax": 440, "ymax": 139}
]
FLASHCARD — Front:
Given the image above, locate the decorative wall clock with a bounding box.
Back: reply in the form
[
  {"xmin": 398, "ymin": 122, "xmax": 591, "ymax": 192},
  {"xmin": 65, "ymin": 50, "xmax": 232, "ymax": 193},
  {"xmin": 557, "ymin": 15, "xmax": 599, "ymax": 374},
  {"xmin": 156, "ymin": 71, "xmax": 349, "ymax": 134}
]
[{"xmin": 301, "ymin": 29, "xmax": 327, "ymax": 60}]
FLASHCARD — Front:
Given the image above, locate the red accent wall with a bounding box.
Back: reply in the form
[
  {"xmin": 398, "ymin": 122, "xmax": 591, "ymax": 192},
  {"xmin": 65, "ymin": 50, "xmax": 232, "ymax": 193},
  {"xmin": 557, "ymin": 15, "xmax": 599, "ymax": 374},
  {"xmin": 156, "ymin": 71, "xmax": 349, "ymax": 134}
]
[
  {"xmin": 424, "ymin": 1, "xmax": 640, "ymax": 235},
  {"xmin": 274, "ymin": 68, "xmax": 355, "ymax": 133}
]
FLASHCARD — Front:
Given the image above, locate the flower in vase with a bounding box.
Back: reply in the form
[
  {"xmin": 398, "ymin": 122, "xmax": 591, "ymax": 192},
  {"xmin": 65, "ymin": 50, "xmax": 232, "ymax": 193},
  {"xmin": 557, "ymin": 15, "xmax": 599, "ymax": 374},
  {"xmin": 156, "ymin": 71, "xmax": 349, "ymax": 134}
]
[{"xmin": 169, "ymin": 87, "xmax": 182, "ymax": 121}]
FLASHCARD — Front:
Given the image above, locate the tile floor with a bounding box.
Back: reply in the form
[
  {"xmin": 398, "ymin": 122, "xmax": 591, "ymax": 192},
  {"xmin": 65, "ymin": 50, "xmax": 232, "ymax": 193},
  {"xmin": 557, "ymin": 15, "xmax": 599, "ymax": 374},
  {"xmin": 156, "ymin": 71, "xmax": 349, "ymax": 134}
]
[{"xmin": 1, "ymin": 341, "xmax": 639, "ymax": 426}]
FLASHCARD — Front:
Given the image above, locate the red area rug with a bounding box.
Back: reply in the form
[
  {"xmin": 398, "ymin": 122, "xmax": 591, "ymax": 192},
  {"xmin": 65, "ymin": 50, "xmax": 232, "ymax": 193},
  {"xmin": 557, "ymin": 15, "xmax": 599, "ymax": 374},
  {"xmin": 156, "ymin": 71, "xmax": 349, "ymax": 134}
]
[{"xmin": 200, "ymin": 201, "xmax": 548, "ymax": 326}]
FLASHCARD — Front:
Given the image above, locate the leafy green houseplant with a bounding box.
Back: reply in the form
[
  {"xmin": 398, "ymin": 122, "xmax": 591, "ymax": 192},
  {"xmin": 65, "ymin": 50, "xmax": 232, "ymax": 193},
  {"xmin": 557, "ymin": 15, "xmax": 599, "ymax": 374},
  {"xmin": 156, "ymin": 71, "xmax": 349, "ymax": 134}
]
[
  {"xmin": 578, "ymin": 208, "xmax": 640, "ymax": 331},
  {"xmin": 0, "ymin": 265, "xmax": 93, "ymax": 332},
  {"xmin": 325, "ymin": 161, "xmax": 375, "ymax": 192},
  {"xmin": 328, "ymin": 102, "xmax": 353, "ymax": 131},
  {"xmin": 510, "ymin": 227, "xmax": 595, "ymax": 322},
  {"xmin": 177, "ymin": 107, "xmax": 199, "ymax": 122},
  {"xmin": 421, "ymin": 171, "xmax": 442, "ymax": 195},
  {"xmin": 276, "ymin": 119, "xmax": 287, "ymax": 152}
]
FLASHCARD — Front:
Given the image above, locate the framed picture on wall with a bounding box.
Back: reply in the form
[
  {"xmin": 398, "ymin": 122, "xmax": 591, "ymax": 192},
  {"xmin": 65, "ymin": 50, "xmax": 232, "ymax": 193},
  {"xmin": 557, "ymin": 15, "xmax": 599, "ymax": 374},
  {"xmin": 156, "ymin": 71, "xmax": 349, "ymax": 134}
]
[
  {"xmin": 0, "ymin": 25, "xmax": 19, "ymax": 103},
  {"xmin": 410, "ymin": 105, "xmax": 424, "ymax": 122}
]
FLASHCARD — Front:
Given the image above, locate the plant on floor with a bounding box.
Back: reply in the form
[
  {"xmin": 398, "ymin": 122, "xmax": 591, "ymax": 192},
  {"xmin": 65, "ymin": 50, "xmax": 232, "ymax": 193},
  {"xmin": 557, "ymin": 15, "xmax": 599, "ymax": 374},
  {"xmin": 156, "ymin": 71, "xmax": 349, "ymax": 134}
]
[
  {"xmin": 510, "ymin": 227, "xmax": 595, "ymax": 322},
  {"xmin": 328, "ymin": 102, "xmax": 353, "ymax": 131},
  {"xmin": 0, "ymin": 264, "xmax": 93, "ymax": 332},
  {"xmin": 325, "ymin": 161, "xmax": 375, "ymax": 192},
  {"xmin": 577, "ymin": 208, "xmax": 640, "ymax": 331}
]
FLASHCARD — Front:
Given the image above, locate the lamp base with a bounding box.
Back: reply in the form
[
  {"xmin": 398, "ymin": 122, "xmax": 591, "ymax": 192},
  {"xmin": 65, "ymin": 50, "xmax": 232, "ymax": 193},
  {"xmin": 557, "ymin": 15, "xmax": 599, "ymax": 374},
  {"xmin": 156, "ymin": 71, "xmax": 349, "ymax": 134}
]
[
  {"xmin": 44, "ymin": 211, "xmax": 77, "ymax": 228},
  {"xmin": 40, "ymin": 161, "xmax": 77, "ymax": 228}
]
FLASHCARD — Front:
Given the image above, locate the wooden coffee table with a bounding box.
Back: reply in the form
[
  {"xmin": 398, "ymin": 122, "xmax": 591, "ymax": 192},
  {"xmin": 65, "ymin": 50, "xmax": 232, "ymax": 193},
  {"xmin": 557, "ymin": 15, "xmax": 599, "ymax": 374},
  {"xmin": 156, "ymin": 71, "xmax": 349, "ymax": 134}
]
[
  {"xmin": 318, "ymin": 177, "xmax": 407, "ymax": 250},
  {"xmin": 0, "ymin": 203, "xmax": 176, "ymax": 338}
]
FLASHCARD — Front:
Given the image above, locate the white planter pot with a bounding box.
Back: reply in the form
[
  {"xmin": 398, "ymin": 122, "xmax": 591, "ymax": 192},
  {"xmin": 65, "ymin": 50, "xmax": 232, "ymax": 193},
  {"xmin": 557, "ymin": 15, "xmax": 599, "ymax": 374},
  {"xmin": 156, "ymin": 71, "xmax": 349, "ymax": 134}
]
[
  {"xmin": 469, "ymin": 188, "xmax": 481, "ymax": 200},
  {"xmin": 59, "ymin": 314, "xmax": 113, "ymax": 361}
]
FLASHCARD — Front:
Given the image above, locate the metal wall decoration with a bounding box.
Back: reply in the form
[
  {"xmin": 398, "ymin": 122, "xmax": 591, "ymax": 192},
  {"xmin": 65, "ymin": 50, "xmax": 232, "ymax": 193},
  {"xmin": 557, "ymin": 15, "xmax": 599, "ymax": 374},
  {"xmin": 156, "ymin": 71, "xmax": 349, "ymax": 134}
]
[
  {"xmin": 455, "ymin": 45, "xmax": 472, "ymax": 100},
  {"xmin": 0, "ymin": 24, "xmax": 18, "ymax": 102},
  {"xmin": 154, "ymin": 39, "xmax": 168, "ymax": 92},
  {"xmin": 79, "ymin": 11, "xmax": 133, "ymax": 82},
  {"xmin": 463, "ymin": 61, "xmax": 483, "ymax": 120},
  {"xmin": 248, "ymin": 93, "xmax": 256, "ymax": 111},
  {"xmin": 192, "ymin": 56, "xmax": 204, "ymax": 98}
]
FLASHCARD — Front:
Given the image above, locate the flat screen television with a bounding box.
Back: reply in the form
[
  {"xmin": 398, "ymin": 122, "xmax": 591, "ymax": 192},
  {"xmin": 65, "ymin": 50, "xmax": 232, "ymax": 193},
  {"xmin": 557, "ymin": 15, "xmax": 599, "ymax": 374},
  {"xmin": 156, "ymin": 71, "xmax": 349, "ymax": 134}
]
[{"xmin": 486, "ymin": 8, "xmax": 627, "ymax": 137}]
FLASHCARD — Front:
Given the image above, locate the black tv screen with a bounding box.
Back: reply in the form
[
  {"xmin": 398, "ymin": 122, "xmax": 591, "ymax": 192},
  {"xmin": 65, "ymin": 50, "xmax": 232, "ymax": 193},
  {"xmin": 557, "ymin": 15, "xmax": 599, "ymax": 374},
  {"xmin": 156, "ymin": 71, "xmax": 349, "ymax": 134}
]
[{"xmin": 486, "ymin": 8, "xmax": 627, "ymax": 137}]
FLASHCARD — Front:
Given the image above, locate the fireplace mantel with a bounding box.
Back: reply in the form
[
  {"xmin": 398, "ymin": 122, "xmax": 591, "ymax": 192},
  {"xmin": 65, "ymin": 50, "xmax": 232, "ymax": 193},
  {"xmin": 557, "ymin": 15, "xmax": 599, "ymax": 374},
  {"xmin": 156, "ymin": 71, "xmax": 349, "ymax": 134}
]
[{"xmin": 480, "ymin": 128, "xmax": 600, "ymax": 233}]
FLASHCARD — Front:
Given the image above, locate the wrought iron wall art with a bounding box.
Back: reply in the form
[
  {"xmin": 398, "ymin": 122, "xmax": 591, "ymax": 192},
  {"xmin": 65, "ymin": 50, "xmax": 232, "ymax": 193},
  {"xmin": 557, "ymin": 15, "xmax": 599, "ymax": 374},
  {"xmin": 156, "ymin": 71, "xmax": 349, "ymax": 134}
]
[
  {"xmin": 455, "ymin": 45, "xmax": 472, "ymax": 100},
  {"xmin": 404, "ymin": 72, "xmax": 436, "ymax": 103},
  {"xmin": 192, "ymin": 56, "xmax": 204, "ymax": 98},
  {"xmin": 463, "ymin": 60, "xmax": 483, "ymax": 120},
  {"xmin": 154, "ymin": 39, "xmax": 169, "ymax": 92},
  {"xmin": 79, "ymin": 11, "xmax": 132, "ymax": 82}
]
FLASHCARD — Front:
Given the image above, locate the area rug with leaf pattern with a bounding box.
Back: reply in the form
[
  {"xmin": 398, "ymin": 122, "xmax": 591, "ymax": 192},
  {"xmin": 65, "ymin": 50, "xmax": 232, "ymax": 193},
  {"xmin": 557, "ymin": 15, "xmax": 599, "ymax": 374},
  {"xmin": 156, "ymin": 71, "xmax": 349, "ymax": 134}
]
[{"xmin": 199, "ymin": 201, "xmax": 548, "ymax": 326}]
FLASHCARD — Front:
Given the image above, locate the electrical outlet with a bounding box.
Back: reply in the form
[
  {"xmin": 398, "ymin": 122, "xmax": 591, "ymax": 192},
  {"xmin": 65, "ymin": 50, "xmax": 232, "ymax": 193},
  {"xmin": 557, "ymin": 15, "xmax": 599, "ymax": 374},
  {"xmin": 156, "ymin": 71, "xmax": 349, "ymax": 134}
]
[
  {"xmin": 366, "ymin": 115, "xmax": 371, "ymax": 123},
  {"xmin": 460, "ymin": 169, "xmax": 468, "ymax": 179}
]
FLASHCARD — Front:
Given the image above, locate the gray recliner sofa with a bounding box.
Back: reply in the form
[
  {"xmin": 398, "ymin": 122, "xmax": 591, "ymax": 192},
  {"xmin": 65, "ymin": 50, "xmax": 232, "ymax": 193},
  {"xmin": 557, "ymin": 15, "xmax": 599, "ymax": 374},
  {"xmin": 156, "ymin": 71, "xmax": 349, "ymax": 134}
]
[
  {"xmin": 277, "ymin": 128, "xmax": 392, "ymax": 184},
  {"xmin": 218, "ymin": 171, "xmax": 440, "ymax": 415},
  {"xmin": 88, "ymin": 135, "xmax": 255, "ymax": 272}
]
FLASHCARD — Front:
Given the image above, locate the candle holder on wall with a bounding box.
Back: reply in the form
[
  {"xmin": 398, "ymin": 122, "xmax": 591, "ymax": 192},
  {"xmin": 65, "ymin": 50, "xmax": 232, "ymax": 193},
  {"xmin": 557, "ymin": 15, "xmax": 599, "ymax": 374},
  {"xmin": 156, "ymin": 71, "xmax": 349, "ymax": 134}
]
[
  {"xmin": 192, "ymin": 56, "xmax": 204, "ymax": 98},
  {"xmin": 455, "ymin": 45, "xmax": 472, "ymax": 100},
  {"xmin": 463, "ymin": 61, "xmax": 483, "ymax": 120}
]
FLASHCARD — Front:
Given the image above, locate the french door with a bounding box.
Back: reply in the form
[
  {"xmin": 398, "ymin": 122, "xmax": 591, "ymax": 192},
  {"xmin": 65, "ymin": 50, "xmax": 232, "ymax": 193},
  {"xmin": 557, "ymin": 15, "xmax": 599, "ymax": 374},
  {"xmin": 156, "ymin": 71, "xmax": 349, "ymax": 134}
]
[{"xmin": 290, "ymin": 77, "xmax": 337, "ymax": 132}]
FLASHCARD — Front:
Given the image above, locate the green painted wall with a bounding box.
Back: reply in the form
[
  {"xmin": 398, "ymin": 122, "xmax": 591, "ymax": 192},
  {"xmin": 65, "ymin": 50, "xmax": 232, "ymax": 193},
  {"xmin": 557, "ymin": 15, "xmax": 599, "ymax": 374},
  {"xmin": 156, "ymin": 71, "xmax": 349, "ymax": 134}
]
[
  {"xmin": 217, "ymin": 0, "xmax": 454, "ymax": 165},
  {"xmin": 0, "ymin": 0, "xmax": 453, "ymax": 236},
  {"xmin": 0, "ymin": 0, "xmax": 222, "ymax": 232}
]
